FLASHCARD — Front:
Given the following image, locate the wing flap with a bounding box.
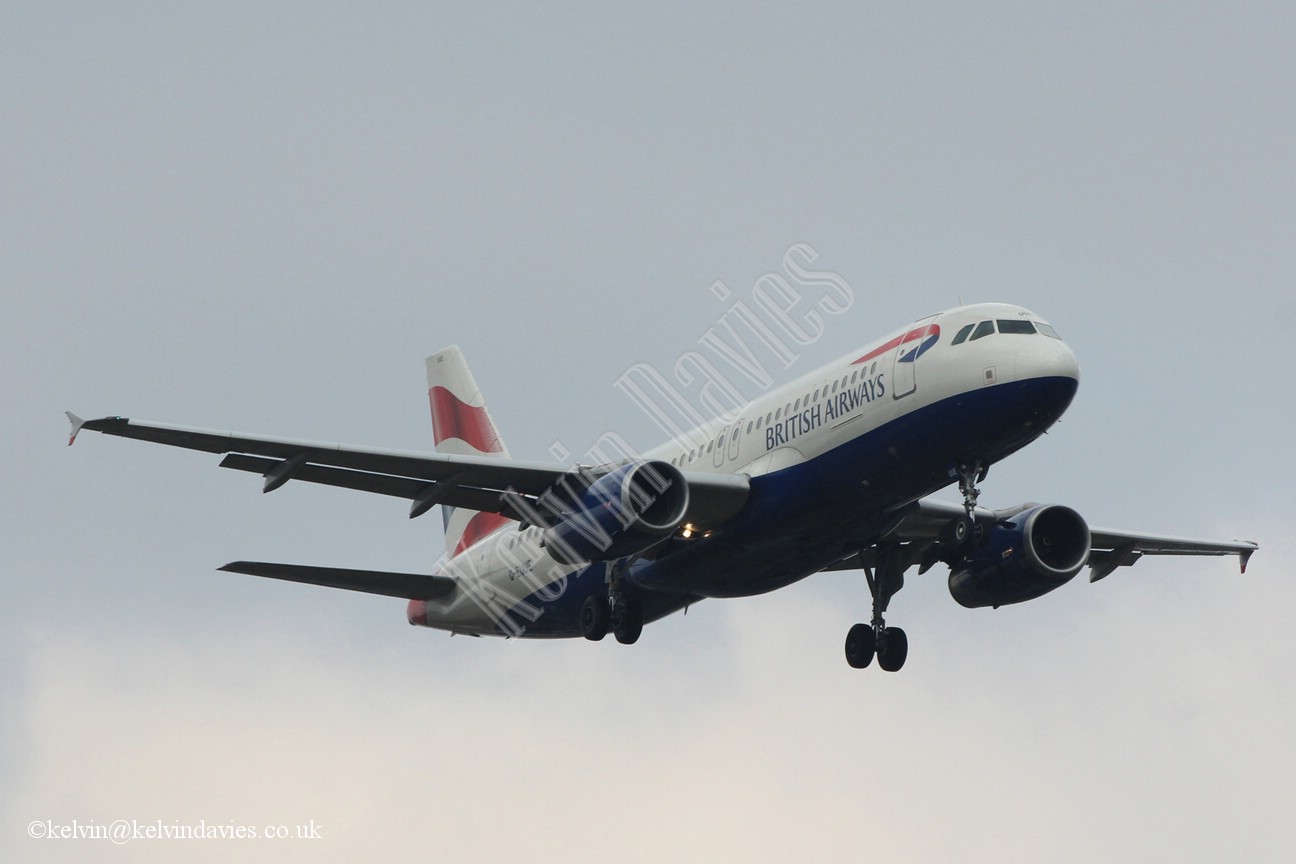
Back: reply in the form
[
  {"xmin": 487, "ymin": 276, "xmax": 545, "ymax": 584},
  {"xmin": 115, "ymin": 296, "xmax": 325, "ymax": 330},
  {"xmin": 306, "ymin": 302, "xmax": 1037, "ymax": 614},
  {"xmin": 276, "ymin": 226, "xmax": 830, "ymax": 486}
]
[
  {"xmin": 77, "ymin": 416, "xmax": 564, "ymax": 492},
  {"xmin": 74, "ymin": 415, "xmax": 751, "ymax": 531},
  {"xmin": 1087, "ymin": 527, "xmax": 1257, "ymax": 580},
  {"xmin": 218, "ymin": 561, "xmax": 456, "ymax": 600},
  {"xmin": 218, "ymin": 454, "xmax": 540, "ymax": 520}
]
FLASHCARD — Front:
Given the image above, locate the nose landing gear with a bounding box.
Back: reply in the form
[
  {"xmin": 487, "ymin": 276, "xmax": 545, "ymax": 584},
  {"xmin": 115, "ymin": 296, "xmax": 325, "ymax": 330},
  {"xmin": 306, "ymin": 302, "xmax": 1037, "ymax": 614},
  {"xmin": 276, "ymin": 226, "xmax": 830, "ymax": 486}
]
[{"xmin": 956, "ymin": 460, "xmax": 988, "ymax": 517}]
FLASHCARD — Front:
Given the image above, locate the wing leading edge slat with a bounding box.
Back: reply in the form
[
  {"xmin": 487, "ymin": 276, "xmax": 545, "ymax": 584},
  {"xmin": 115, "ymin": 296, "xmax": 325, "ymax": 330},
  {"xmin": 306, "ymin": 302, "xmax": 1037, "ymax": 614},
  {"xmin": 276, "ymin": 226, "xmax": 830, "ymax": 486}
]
[
  {"xmin": 72, "ymin": 415, "xmax": 750, "ymax": 530},
  {"xmin": 844, "ymin": 498, "xmax": 1257, "ymax": 580}
]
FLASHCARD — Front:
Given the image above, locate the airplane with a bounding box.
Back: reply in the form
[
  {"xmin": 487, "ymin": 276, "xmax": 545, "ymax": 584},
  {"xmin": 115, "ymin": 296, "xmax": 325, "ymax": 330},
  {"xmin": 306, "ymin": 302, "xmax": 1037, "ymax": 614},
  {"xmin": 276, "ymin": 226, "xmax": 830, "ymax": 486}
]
[{"xmin": 67, "ymin": 302, "xmax": 1256, "ymax": 671}]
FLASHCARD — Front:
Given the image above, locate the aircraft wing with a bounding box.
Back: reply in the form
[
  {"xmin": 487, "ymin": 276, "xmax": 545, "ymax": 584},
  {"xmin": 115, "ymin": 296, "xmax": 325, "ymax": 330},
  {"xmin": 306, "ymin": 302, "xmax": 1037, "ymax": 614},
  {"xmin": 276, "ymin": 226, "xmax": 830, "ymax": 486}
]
[
  {"xmin": 835, "ymin": 497, "xmax": 1256, "ymax": 579},
  {"xmin": 66, "ymin": 414, "xmax": 749, "ymax": 529}
]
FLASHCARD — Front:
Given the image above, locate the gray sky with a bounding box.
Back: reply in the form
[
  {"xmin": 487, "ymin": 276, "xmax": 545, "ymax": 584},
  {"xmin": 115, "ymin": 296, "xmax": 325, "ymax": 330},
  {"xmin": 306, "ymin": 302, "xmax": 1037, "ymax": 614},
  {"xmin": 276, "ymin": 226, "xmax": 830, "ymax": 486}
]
[{"xmin": 4, "ymin": 3, "xmax": 1293, "ymax": 861}]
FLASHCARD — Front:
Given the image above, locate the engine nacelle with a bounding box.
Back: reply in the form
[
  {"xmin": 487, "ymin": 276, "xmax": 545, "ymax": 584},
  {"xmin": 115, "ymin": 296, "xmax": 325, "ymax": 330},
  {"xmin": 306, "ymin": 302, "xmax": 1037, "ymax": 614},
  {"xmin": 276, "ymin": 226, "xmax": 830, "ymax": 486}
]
[
  {"xmin": 948, "ymin": 504, "xmax": 1091, "ymax": 608},
  {"xmin": 541, "ymin": 461, "xmax": 689, "ymax": 564}
]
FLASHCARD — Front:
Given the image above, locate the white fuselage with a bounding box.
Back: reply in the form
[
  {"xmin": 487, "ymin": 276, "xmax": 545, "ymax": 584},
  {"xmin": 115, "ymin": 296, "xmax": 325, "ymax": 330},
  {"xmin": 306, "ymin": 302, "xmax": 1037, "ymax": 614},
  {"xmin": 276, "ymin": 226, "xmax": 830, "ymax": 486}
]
[{"xmin": 414, "ymin": 303, "xmax": 1080, "ymax": 637}]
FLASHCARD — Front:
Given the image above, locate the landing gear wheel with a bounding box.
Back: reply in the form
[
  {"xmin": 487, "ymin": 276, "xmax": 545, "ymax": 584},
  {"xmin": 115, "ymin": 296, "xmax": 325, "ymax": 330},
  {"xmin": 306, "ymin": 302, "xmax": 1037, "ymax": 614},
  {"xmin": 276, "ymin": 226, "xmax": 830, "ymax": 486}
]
[
  {"xmin": 943, "ymin": 515, "xmax": 974, "ymax": 549},
  {"xmin": 845, "ymin": 623, "xmax": 875, "ymax": 669},
  {"xmin": 612, "ymin": 599, "xmax": 643, "ymax": 645},
  {"xmin": 876, "ymin": 627, "xmax": 908, "ymax": 672},
  {"xmin": 846, "ymin": 544, "xmax": 912, "ymax": 671},
  {"xmin": 580, "ymin": 595, "xmax": 610, "ymax": 641}
]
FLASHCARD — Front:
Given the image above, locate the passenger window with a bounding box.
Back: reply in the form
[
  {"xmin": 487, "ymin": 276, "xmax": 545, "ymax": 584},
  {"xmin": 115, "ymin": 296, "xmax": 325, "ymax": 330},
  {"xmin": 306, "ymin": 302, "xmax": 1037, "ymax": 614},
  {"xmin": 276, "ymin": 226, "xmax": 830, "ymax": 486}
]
[
  {"xmin": 746, "ymin": 421, "xmax": 753, "ymax": 434},
  {"xmin": 952, "ymin": 323, "xmax": 975, "ymax": 345},
  {"xmin": 970, "ymin": 320, "xmax": 995, "ymax": 341},
  {"xmin": 794, "ymin": 398, "xmax": 801, "ymax": 411},
  {"xmin": 997, "ymin": 319, "xmax": 1037, "ymax": 335}
]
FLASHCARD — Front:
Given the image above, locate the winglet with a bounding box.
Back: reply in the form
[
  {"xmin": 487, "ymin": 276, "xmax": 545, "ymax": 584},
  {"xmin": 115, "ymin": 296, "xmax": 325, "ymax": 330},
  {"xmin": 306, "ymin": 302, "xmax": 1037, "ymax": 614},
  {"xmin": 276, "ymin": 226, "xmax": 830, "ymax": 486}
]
[
  {"xmin": 65, "ymin": 412, "xmax": 85, "ymax": 446},
  {"xmin": 1240, "ymin": 546, "xmax": 1255, "ymax": 574}
]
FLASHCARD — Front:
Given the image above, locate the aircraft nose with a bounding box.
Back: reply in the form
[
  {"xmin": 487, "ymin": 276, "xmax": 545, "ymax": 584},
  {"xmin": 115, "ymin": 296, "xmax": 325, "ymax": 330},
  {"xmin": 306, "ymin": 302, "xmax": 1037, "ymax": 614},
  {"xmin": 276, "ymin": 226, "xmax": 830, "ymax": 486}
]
[{"xmin": 1013, "ymin": 335, "xmax": 1080, "ymax": 384}]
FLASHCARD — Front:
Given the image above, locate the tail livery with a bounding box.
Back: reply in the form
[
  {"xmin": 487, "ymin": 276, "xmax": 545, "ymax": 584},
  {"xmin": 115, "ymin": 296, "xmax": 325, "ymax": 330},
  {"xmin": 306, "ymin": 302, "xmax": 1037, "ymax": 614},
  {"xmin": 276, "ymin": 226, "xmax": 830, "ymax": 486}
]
[{"xmin": 426, "ymin": 347, "xmax": 513, "ymax": 557}]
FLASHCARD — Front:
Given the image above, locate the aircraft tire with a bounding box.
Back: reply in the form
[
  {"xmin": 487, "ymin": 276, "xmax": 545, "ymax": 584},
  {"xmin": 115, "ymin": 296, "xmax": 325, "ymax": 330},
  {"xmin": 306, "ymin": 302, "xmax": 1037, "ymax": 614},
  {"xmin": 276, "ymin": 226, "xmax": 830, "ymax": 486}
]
[
  {"xmin": 613, "ymin": 599, "xmax": 643, "ymax": 645},
  {"xmin": 944, "ymin": 515, "xmax": 975, "ymax": 549},
  {"xmin": 845, "ymin": 623, "xmax": 875, "ymax": 669},
  {"xmin": 581, "ymin": 595, "xmax": 609, "ymax": 641},
  {"xmin": 877, "ymin": 627, "xmax": 908, "ymax": 672}
]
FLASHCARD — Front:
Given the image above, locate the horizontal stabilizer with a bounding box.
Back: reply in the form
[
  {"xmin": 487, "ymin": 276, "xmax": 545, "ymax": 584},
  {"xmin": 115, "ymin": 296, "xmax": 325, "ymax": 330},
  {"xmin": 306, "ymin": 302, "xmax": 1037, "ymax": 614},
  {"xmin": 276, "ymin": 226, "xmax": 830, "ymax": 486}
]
[{"xmin": 218, "ymin": 561, "xmax": 456, "ymax": 600}]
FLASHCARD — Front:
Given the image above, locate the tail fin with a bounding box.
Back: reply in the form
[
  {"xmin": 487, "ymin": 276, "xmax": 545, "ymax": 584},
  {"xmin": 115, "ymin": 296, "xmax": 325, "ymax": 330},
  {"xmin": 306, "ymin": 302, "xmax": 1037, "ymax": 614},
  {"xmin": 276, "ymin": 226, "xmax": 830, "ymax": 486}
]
[{"xmin": 426, "ymin": 347, "xmax": 513, "ymax": 557}]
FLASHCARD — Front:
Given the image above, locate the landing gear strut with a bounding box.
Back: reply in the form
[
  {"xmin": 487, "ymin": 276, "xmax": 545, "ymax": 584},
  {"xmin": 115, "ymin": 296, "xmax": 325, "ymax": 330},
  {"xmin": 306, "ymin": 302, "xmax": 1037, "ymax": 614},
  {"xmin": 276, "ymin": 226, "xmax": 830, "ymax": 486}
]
[
  {"xmin": 844, "ymin": 462, "xmax": 993, "ymax": 671},
  {"xmin": 845, "ymin": 544, "xmax": 909, "ymax": 672},
  {"xmin": 956, "ymin": 460, "xmax": 988, "ymax": 518}
]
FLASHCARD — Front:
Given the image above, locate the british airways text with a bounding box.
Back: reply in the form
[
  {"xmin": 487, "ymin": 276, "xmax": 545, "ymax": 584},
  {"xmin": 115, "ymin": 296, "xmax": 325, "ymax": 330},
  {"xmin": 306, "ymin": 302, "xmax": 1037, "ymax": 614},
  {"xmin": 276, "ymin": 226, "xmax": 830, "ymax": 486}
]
[{"xmin": 765, "ymin": 373, "xmax": 885, "ymax": 450}]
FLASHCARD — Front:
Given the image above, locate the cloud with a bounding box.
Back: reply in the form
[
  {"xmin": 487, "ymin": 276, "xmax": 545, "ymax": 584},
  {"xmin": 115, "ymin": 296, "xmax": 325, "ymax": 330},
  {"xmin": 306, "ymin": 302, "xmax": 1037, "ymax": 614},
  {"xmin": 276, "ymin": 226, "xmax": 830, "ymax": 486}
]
[{"xmin": 10, "ymin": 527, "xmax": 1292, "ymax": 864}]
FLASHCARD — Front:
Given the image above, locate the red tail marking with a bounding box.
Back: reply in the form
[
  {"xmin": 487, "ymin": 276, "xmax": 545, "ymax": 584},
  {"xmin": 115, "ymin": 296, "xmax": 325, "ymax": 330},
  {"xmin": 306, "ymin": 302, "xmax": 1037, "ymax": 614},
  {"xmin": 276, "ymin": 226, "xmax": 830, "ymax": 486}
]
[
  {"xmin": 453, "ymin": 511, "xmax": 512, "ymax": 557},
  {"xmin": 429, "ymin": 386, "xmax": 503, "ymax": 453}
]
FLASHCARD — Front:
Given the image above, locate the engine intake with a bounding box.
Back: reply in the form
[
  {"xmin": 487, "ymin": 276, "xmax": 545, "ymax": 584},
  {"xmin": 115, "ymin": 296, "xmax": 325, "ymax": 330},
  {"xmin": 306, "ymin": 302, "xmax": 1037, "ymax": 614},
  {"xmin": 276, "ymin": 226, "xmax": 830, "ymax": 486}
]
[
  {"xmin": 542, "ymin": 461, "xmax": 689, "ymax": 564},
  {"xmin": 948, "ymin": 504, "xmax": 1091, "ymax": 608}
]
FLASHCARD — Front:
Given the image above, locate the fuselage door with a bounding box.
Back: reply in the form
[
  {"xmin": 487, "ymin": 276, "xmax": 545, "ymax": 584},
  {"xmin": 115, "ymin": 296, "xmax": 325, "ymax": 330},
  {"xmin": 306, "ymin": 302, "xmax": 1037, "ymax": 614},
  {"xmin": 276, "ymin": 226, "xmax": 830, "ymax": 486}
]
[
  {"xmin": 727, "ymin": 419, "xmax": 743, "ymax": 462},
  {"xmin": 891, "ymin": 315, "xmax": 939, "ymax": 400}
]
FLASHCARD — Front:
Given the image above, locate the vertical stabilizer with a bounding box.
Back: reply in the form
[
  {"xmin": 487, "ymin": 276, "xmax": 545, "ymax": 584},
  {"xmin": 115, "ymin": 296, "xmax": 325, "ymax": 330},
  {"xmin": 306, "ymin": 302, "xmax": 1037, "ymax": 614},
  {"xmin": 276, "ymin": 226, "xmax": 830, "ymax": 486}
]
[{"xmin": 426, "ymin": 347, "xmax": 513, "ymax": 556}]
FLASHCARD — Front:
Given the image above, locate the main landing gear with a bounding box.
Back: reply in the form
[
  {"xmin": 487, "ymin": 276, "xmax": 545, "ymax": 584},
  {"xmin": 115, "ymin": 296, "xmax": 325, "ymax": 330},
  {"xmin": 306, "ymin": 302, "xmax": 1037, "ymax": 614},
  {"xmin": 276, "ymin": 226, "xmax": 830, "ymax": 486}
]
[
  {"xmin": 845, "ymin": 544, "xmax": 909, "ymax": 671},
  {"xmin": 845, "ymin": 461, "xmax": 990, "ymax": 672},
  {"xmin": 580, "ymin": 563, "xmax": 643, "ymax": 645}
]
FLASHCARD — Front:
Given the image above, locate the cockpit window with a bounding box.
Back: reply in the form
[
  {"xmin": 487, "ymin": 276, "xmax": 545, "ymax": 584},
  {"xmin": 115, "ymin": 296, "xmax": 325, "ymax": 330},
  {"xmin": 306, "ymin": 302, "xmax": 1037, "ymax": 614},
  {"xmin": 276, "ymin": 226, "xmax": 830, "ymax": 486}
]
[
  {"xmin": 969, "ymin": 320, "xmax": 996, "ymax": 341},
  {"xmin": 951, "ymin": 323, "xmax": 975, "ymax": 345},
  {"xmin": 1036, "ymin": 321, "xmax": 1061, "ymax": 339},
  {"xmin": 997, "ymin": 319, "xmax": 1037, "ymax": 335}
]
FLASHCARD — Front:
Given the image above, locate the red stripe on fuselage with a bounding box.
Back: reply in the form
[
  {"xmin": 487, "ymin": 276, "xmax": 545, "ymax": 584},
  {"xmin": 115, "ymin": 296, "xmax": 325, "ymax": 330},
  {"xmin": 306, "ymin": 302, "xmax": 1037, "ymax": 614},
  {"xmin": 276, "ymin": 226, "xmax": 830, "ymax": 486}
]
[
  {"xmin": 429, "ymin": 386, "xmax": 503, "ymax": 453},
  {"xmin": 851, "ymin": 323, "xmax": 940, "ymax": 365}
]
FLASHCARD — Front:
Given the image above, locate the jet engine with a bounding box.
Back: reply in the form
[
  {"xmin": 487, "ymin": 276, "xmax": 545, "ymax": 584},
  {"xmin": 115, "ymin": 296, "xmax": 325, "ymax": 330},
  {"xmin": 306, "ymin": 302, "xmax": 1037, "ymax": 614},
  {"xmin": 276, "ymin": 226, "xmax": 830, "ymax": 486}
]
[
  {"xmin": 948, "ymin": 504, "xmax": 1091, "ymax": 608},
  {"xmin": 541, "ymin": 461, "xmax": 689, "ymax": 564}
]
